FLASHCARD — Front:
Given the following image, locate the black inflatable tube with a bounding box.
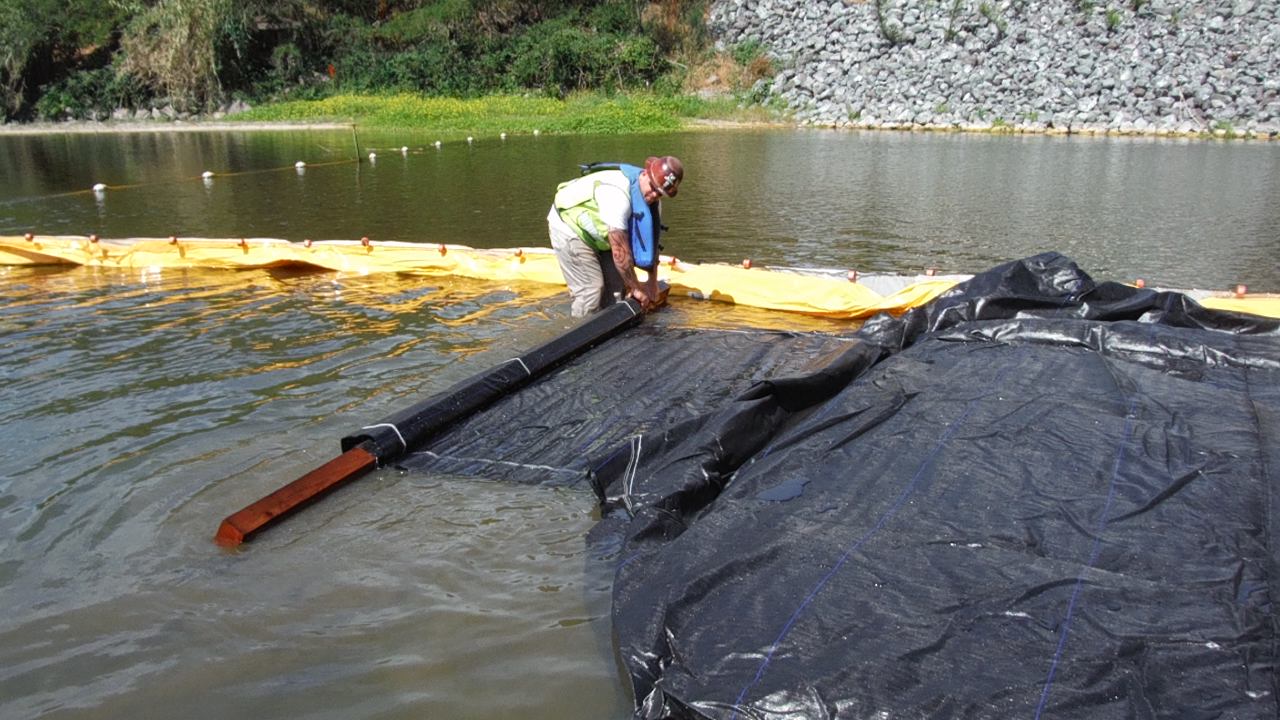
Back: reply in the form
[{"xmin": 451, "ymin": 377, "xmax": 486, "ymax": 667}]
[{"xmin": 341, "ymin": 299, "xmax": 644, "ymax": 462}]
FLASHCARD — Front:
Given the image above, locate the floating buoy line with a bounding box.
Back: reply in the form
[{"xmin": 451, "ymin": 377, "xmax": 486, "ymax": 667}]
[
  {"xmin": 1, "ymin": 131, "xmax": 531, "ymax": 207},
  {"xmin": 2, "ymin": 234, "xmax": 1277, "ymax": 320}
]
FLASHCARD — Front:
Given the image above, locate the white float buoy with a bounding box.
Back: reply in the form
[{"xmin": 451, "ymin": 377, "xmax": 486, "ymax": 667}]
[
  {"xmin": 92, "ymin": 183, "xmax": 106, "ymax": 192},
  {"xmin": 434, "ymin": 140, "xmax": 442, "ymax": 149},
  {"xmin": 466, "ymin": 136, "xmax": 473, "ymax": 144},
  {"xmin": 201, "ymin": 171, "xmax": 214, "ymax": 179},
  {"xmin": 533, "ymin": 129, "xmax": 540, "ymax": 136},
  {"xmin": 500, "ymin": 132, "xmax": 507, "ymax": 140},
  {"xmin": 295, "ymin": 161, "xmax": 306, "ymax": 168}
]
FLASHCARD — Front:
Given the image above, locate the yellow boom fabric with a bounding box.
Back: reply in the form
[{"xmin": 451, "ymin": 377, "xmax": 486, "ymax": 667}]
[{"xmin": 3, "ymin": 235, "xmax": 1276, "ymax": 320}]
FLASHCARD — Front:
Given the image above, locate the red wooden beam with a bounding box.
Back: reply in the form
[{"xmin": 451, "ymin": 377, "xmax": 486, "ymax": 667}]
[{"xmin": 215, "ymin": 444, "xmax": 378, "ymax": 547}]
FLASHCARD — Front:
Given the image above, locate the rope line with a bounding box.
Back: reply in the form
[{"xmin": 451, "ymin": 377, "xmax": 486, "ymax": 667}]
[
  {"xmin": 360, "ymin": 422, "xmax": 407, "ymax": 452},
  {"xmin": 410, "ymin": 450, "xmax": 582, "ymax": 477},
  {"xmin": 621, "ymin": 435, "xmax": 642, "ymax": 514},
  {"xmin": 0, "ymin": 159, "xmax": 357, "ymax": 208},
  {"xmin": 505, "ymin": 357, "xmax": 533, "ymax": 377}
]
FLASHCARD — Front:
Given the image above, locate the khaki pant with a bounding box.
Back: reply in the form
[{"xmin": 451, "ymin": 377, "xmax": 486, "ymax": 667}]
[{"xmin": 548, "ymin": 210, "xmax": 624, "ymax": 317}]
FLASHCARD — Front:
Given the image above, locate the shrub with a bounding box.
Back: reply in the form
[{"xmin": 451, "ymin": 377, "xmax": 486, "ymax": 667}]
[
  {"xmin": 118, "ymin": 0, "xmax": 255, "ymax": 111},
  {"xmin": 642, "ymin": 0, "xmax": 707, "ymax": 56},
  {"xmin": 374, "ymin": 1, "xmax": 467, "ymax": 45},
  {"xmin": 506, "ymin": 16, "xmax": 659, "ymax": 95},
  {"xmin": 731, "ymin": 39, "xmax": 765, "ymax": 67},
  {"xmin": 349, "ymin": 45, "xmax": 474, "ymax": 94},
  {"xmin": 1, "ymin": 0, "xmax": 134, "ymax": 119},
  {"xmin": 8, "ymin": 0, "xmax": 714, "ymax": 118},
  {"xmin": 0, "ymin": 1, "xmax": 41, "ymax": 117},
  {"xmin": 34, "ymin": 66, "xmax": 145, "ymax": 119},
  {"xmin": 588, "ymin": 0, "xmax": 643, "ymax": 35}
]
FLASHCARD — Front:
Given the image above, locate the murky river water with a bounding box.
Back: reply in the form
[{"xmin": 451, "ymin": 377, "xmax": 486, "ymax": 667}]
[{"xmin": 0, "ymin": 127, "xmax": 1277, "ymax": 719}]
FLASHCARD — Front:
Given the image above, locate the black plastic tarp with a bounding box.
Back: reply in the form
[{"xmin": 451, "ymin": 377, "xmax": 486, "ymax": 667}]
[
  {"xmin": 398, "ymin": 326, "xmax": 860, "ymax": 485},
  {"xmin": 591, "ymin": 253, "xmax": 1279, "ymax": 719},
  {"xmin": 400, "ymin": 253, "xmax": 1278, "ymax": 718}
]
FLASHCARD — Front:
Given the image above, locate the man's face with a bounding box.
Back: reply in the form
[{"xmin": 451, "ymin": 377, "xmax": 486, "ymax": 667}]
[
  {"xmin": 640, "ymin": 172, "xmax": 663, "ymax": 204},
  {"xmin": 641, "ymin": 168, "xmax": 676, "ymax": 204}
]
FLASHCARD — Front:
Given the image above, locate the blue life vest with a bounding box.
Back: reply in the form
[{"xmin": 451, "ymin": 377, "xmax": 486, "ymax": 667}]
[{"xmin": 578, "ymin": 162, "xmax": 661, "ymax": 268}]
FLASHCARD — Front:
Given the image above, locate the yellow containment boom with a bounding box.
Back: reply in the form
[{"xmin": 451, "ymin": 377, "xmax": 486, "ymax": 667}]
[{"xmin": 3, "ymin": 234, "xmax": 1277, "ymax": 320}]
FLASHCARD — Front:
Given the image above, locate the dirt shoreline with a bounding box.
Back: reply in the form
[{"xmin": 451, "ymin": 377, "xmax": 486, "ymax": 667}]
[
  {"xmin": 0, "ymin": 120, "xmax": 353, "ymax": 135},
  {"xmin": 0, "ymin": 118, "xmax": 780, "ymax": 135},
  {"xmin": 4, "ymin": 117, "xmax": 1272, "ymax": 140}
]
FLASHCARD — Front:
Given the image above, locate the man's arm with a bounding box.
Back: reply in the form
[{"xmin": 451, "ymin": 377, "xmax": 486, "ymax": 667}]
[
  {"xmin": 607, "ymin": 228, "xmax": 652, "ymax": 308},
  {"xmin": 635, "ymin": 259, "xmax": 662, "ymax": 308}
]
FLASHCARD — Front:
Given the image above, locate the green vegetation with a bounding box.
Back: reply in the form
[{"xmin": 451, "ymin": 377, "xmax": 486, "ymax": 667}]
[
  {"xmin": 0, "ymin": 0, "xmax": 779, "ymax": 126},
  {"xmin": 944, "ymin": 0, "xmax": 965, "ymax": 42},
  {"xmin": 1, "ymin": 0, "xmax": 134, "ymax": 117},
  {"xmin": 239, "ymin": 92, "xmax": 693, "ymax": 133},
  {"xmin": 1105, "ymin": 8, "xmax": 1123, "ymax": 31},
  {"xmin": 874, "ymin": 0, "xmax": 906, "ymax": 45},
  {"xmin": 978, "ymin": 2, "xmax": 1008, "ymax": 39}
]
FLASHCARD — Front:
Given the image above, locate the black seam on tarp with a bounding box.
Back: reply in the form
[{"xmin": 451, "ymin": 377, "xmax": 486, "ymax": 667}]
[{"xmin": 729, "ymin": 351, "xmax": 1013, "ymax": 718}]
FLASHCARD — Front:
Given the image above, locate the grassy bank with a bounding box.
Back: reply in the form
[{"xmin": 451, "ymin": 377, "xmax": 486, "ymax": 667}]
[{"xmin": 234, "ymin": 92, "xmax": 787, "ymax": 136}]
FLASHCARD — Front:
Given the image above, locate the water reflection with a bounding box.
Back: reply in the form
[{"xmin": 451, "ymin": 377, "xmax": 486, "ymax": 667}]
[
  {"xmin": 0, "ymin": 265, "xmax": 627, "ymax": 719},
  {"xmin": 1, "ymin": 128, "xmax": 1276, "ymax": 290}
]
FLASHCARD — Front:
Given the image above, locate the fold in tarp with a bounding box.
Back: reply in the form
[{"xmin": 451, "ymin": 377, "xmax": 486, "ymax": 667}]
[{"xmin": 396, "ymin": 326, "xmax": 864, "ymax": 485}]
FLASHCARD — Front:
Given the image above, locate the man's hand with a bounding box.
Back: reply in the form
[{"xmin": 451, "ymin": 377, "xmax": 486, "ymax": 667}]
[
  {"xmin": 630, "ymin": 276, "xmax": 668, "ymax": 312},
  {"xmin": 629, "ymin": 286, "xmax": 654, "ymax": 310}
]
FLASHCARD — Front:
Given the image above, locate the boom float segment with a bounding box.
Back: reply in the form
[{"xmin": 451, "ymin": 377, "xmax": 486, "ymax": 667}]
[
  {"xmin": 2, "ymin": 235, "xmax": 1276, "ymax": 319},
  {"xmin": 0, "ymin": 234, "xmax": 951, "ymax": 319}
]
